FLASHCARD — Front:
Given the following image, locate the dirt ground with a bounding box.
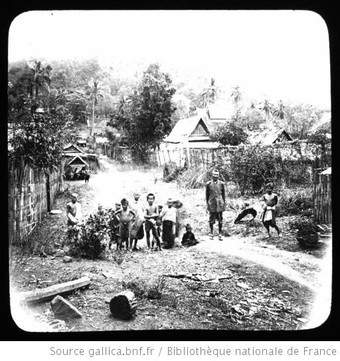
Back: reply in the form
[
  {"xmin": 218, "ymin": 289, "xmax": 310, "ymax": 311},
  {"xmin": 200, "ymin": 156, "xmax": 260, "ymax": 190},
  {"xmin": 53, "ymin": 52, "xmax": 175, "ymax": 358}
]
[{"xmin": 9, "ymin": 156, "xmax": 332, "ymax": 332}]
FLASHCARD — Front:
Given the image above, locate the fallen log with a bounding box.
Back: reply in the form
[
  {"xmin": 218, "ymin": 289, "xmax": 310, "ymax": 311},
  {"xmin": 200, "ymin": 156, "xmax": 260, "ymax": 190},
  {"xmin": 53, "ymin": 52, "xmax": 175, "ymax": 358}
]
[
  {"xmin": 163, "ymin": 273, "xmax": 232, "ymax": 282},
  {"xmin": 109, "ymin": 290, "xmax": 137, "ymax": 320},
  {"xmin": 21, "ymin": 276, "xmax": 91, "ymax": 304}
]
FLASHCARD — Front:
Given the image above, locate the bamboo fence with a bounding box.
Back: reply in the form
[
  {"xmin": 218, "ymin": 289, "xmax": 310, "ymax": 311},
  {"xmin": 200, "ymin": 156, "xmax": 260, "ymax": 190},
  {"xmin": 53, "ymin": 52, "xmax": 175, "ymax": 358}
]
[
  {"xmin": 313, "ymin": 172, "xmax": 332, "ymax": 224},
  {"xmin": 8, "ymin": 164, "xmax": 63, "ymax": 245}
]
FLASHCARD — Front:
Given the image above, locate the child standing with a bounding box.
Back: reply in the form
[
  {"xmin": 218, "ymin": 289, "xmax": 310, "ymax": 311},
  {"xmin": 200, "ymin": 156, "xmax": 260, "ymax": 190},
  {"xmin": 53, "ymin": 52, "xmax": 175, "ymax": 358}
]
[
  {"xmin": 115, "ymin": 198, "xmax": 135, "ymax": 250},
  {"xmin": 260, "ymin": 183, "xmax": 281, "ymax": 237},
  {"xmin": 109, "ymin": 203, "xmax": 121, "ymax": 250},
  {"xmin": 129, "ymin": 192, "xmax": 145, "ymax": 251},
  {"xmin": 160, "ymin": 198, "xmax": 177, "ymax": 249},
  {"xmin": 144, "ymin": 193, "xmax": 162, "ymax": 251}
]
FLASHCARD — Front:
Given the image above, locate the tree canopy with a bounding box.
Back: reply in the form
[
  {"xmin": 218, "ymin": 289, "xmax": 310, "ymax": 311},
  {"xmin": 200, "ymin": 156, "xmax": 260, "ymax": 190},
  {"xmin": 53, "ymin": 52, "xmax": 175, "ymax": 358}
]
[{"xmin": 110, "ymin": 63, "xmax": 176, "ymax": 162}]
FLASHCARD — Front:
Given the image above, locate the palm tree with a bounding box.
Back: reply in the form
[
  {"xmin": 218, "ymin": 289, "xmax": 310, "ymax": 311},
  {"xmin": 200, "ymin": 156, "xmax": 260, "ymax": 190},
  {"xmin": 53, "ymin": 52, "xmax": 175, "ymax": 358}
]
[
  {"xmin": 201, "ymin": 78, "xmax": 219, "ymax": 108},
  {"xmin": 231, "ymin": 86, "xmax": 242, "ymax": 119},
  {"xmin": 260, "ymin": 99, "xmax": 273, "ymax": 121},
  {"xmin": 87, "ymin": 78, "xmax": 104, "ymax": 136},
  {"xmin": 273, "ymin": 100, "xmax": 285, "ymax": 120},
  {"xmin": 27, "ymin": 60, "xmax": 52, "ymax": 105}
]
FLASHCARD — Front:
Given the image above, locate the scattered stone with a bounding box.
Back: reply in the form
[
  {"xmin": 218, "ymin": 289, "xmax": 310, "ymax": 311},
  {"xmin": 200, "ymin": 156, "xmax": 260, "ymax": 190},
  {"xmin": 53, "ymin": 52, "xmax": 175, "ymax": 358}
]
[
  {"xmin": 55, "ymin": 250, "xmax": 66, "ymax": 257},
  {"xmin": 63, "ymin": 256, "xmax": 73, "ymax": 263},
  {"xmin": 51, "ymin": 295, "xmax": 82, "ymax": 320},
  {"xmin": 50, "ymin": 209, "xmax": 63, "ymax": 215},
  {"xmin": 236, "ymin": 282, "xmax": 250, "ymax": 289},
  {"xmin": 48, "ymin": 319, "xmax": 66, "ymax": 330}
]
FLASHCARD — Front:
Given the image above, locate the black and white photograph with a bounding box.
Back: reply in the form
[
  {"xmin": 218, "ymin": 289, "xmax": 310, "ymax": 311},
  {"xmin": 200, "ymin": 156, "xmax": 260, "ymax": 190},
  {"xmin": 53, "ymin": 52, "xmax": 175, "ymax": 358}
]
[{"xmin": 7, "ymin": 10, "xmax": 332, "ymax": 333}]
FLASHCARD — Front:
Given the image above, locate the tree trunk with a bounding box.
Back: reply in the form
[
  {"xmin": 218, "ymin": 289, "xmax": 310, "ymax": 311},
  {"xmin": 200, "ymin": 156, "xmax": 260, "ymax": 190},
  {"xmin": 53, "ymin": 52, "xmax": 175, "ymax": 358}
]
[
  {"xmin": 109, "ymin": 290, "xmax": 137, "ymax": 320},
  {"xmin": 90, "ymin": 101, "xmax": 95, "ymax": 136}
]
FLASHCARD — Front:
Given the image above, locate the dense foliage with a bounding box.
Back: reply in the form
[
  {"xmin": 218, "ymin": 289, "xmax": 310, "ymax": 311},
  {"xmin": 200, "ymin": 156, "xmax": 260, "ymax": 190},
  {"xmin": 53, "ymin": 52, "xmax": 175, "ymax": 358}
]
[
  {"xmin": 211, "ymin": 143, "xmax": 321, "ymax": 194},
  {"xmin": 109, "ymin": 64, "xmax": 176, "ymax": 163},
  {"xmin": 278, "ymin": 188, "xmax": 314, "ymax": 216},
  {"xmin": 210, "ymin": 120, "xmax": 248, "ymax": 146},
  {"xmin": 8, "ymin": 96, "xmax": 76, "ymax": 172},
  {"xmin": 8, "ymin": 61, "xmax": 78, "ymax": 172},
  {"xmin": 67, "ymin": 206, "xmax": 114, "ymax": 259}
]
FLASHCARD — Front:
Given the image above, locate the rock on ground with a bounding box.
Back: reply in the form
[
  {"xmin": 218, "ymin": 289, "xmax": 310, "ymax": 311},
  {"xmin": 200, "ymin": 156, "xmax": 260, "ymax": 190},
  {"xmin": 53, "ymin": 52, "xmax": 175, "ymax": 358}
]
[{"xmin": 51, "ymin": 295, "xmax": 82, "ymax": 320}]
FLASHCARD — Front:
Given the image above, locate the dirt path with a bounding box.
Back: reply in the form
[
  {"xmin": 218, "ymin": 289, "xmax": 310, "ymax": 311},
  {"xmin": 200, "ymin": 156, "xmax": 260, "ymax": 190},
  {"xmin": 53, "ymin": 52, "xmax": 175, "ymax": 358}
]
[
  {"xmin": 87, "ymin": 156, "xmax": 330, "ymax": 294},
  {"xmin": 9, "ymin": 156, "xmax": 331, "ymax": 331}
]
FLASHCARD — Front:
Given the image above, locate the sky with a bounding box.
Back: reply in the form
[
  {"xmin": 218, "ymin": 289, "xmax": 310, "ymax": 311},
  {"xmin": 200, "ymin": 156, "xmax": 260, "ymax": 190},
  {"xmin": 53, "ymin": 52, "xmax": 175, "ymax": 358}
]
[{"xmin": 8, "ymin": 10, "xmax": 331, "ymax": 109}]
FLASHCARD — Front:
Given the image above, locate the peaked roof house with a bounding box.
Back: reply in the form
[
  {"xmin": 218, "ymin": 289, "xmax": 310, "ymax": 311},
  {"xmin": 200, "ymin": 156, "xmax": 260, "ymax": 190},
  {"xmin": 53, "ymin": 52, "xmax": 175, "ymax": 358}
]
[
  {"xmin": 63, "ymin": 143, "xmax": 85, "ymax": 154},
  {"xmin": 67, "ymin": 155, "xmax": 89, "ymax": 169},
  {"xmin": 162, "ymin": 104, "xmax": 234, "ymax": 149},
  {"xmin": 247, "ymin": 128, "xmax": 293, "ymax": 146},
  {"xmin": 62, "ymin": 143, "xmax": 99, "ymax": 171},
  {"xmin": 163, "ymin": 115, "xmax": 210, "ymax": 144},
  {"xmin": 309, "ymin": 111, "xmax": 331, "ymax": 139}
]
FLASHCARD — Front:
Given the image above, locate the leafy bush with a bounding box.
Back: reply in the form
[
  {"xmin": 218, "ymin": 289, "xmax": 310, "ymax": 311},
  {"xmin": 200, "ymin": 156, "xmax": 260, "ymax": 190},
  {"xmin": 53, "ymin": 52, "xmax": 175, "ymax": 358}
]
[
  {"xmin": 213, "ymin": 144, "xmax": 283, "ymax": 194},
  {"xmin": 279, "ymin": 188, "xmax": 314, "ymax": 216},
  {"xmin": 289, "ymin": 216, "xmax": 319, "ymax": 248},
  {"xmin": 122, "ymin": 276, "xmax": 166, "ymax": 300},
  {"xmin": 289, "ymin": 217, "xmax": 318, "ymax": 235},
  {"xmin": 210, "ymin": 121, "xmax": 248, "ymax": 146},
  {"xmin": 175, "ymin": 166, "xmax": 210, "ymax": 189},
  {"xmin": 163, "ymin": 162, "xmax": 185, "ymax": 183},
  {"xmin": 67, "ymin": 206, "xmax": 113, "ymax": 259}
]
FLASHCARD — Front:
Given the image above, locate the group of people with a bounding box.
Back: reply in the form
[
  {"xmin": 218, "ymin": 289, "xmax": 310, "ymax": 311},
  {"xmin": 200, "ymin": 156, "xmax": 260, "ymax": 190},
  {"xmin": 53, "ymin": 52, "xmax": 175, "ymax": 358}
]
[
  {"xmin": 113, "ymin": 192, "xmax": 182, "ymax": 251},
  {"xmin": 205, "ymin": 169, "xmax": 280, "ymax": 239},
  {"xmin": 66, "ymin": 169, "xmax": 280, "ymax": 252},
  {"xmin": 66, "ymin": 191, "xmax": 194, "ymax": 252},
  {"xmin": 64, "ymin": 166, "xmax": 90, "ymax": 183}
]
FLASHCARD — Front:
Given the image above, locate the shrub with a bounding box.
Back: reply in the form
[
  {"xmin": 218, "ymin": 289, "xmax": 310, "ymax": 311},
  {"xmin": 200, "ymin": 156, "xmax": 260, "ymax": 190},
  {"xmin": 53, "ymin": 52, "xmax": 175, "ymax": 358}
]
[
  {"xmin": 122, "ymin": 276, "xmax": 166, "ymax": 299},
  {"xmin": 279, "ymin": 187, "xmax": 314, "ymax": 216},
  {"xmin": 163, "ymin": 162, "xmax": 183, "ymax": 183},
  {"xmin": 289, "ymin": 216, "xmax": 319, "ymax": 249},
  {"xmin": 67, "ymin": 206, "xmax": 113, "ymax": 259},
  {"xmin": 214, "ymin": 144, "xmax": 283, "ymax": 194},
  {"xmin": 176, "ymin": 167, "xmax": 210, "ymax": 189},
  {"xmin": 210, "ymin": 121, "xmax": 248, "ymax": 146}
]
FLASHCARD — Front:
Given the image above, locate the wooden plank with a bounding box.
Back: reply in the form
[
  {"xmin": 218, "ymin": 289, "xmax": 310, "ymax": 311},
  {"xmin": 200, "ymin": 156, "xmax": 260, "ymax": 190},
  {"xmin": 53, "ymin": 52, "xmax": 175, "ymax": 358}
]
[{"xmin": 21, "ymin": 276, "xmax": 91, "ymax": 304}]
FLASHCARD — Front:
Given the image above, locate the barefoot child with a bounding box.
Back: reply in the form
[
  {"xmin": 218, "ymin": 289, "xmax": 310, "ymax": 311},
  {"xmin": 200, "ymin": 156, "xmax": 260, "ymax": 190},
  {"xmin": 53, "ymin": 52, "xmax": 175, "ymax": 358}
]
[
  {"xmin": 115, "ymin": 198, "xmax": 135, "ymax": 250},
  {"xmin": 129, "ymin": 192, "xmax": 145, "ymax": 251},
  {"xmin": 260, "ymin": 183, "xmax": 280, "ymax": 237},
  {"xmin": 109, "ymin": 203, "xmax": 121, "ymax": 250},
  {"xmin": 160, "ymin": 198, "xmax": 177, "ymax": 249},
  {"xmin": 66, "ymin": 193, "xmax": 82, "ymax": 226},
  {"xmin": 144, "ymin": 193, "xmax": 162, "ymax": 250}
]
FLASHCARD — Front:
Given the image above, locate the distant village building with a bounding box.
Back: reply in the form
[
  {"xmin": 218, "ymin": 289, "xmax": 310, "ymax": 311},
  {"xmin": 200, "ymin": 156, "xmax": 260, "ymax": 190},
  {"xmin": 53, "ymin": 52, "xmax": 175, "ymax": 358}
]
[
  {"xmin": 247, "ymin": 128, "xmax": 293, "ymax": 146},
  {"xmin": 62, "ymin": 143, "xmax": 99, "ymax": 174},
  {"xmin": 162, "ymin": 105, "xmax": 234, "ymax": 149},
  {"xmin": 159, "ymin": 105, "xmax": 233, "ymax": 166},
  {"xmin": 76, "ymin": 138, "xmax": 87, "ymax": 148}
]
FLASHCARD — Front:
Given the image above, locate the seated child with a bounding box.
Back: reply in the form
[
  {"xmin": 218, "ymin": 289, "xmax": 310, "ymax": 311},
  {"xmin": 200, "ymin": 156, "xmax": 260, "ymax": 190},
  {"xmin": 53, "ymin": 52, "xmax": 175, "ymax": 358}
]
[{"xmin": 181, "ymin": 224, "xmax": 199, "ymax": 247}]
